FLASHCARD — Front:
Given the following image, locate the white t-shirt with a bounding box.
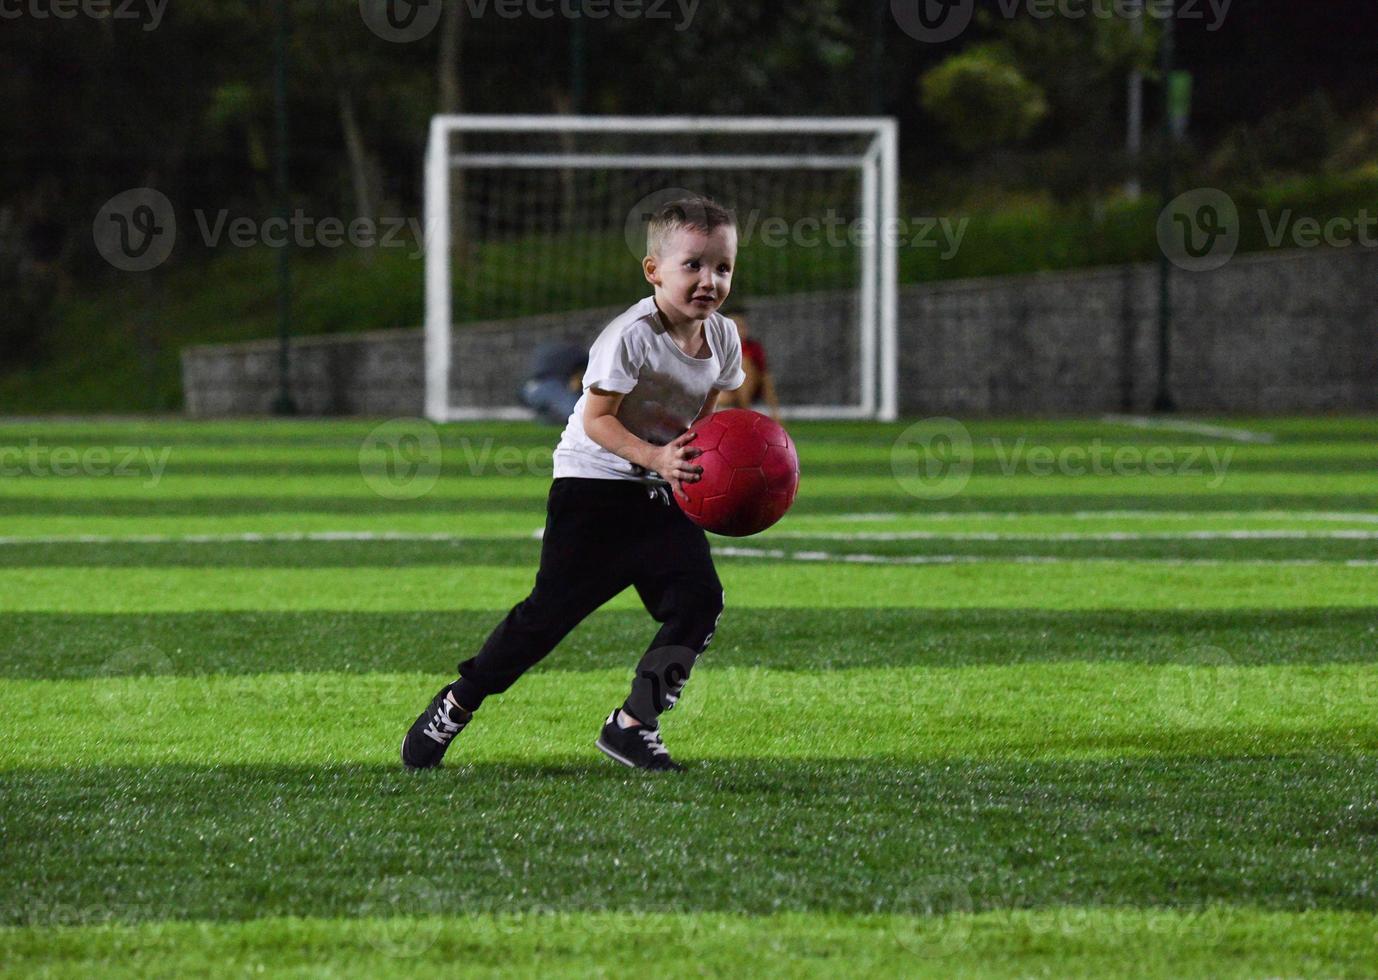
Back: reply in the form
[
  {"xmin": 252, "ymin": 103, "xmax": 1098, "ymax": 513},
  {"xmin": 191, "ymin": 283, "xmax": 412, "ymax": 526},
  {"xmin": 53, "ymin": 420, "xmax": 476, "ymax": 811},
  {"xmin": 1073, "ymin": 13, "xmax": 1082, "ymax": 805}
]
[{"xmin": 553, "ymin": 296, "xmax": 746, "ymax": 483}]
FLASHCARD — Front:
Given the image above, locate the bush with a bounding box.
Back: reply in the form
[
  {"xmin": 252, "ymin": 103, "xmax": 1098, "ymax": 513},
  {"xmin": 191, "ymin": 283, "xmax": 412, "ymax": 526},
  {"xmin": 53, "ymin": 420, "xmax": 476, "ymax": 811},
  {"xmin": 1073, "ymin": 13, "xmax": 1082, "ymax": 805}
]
[{"xmin": 919, "ymin": 45, "xmax": 1049, "ymax": 155}]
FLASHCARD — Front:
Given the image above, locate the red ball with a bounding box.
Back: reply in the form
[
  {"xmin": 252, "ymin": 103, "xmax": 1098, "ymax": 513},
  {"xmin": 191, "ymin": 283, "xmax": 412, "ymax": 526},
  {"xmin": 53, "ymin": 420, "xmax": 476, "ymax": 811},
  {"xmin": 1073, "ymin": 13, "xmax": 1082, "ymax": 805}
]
[{"xmin": 675, "ymin": 409, "xmax": 800, "ymax": 537}]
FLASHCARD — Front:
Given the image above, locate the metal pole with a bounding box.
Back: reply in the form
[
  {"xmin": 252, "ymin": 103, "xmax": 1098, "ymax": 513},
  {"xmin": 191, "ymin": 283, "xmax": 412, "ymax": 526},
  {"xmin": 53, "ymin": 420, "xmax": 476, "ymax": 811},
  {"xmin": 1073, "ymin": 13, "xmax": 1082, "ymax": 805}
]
[
  {"xmin": 272, "ymin": 0, "xmax": 297, "ymax": 415},
  {"xmin": 570, "ymin": 0, "xmax": 586, "ymax": 114},
  {"xmin": 1126, "ymin": 0, "xmax": 1144, "ymax": 199},
  {"xmin": 871, "ymin": 0, "xmax": 886, "ymax": 114},
  {"xmin": 1153, "ymin": 1, "xmax": 1177, "ymax": 413}
]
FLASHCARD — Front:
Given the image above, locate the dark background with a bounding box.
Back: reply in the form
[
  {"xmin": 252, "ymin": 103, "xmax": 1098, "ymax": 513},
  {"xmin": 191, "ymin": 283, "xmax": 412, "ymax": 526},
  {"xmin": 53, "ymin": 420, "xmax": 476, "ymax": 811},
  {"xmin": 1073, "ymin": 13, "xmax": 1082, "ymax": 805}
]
[{"xmin": 3, "ymin": 0, "xmax": 1376, "ymax": 408}]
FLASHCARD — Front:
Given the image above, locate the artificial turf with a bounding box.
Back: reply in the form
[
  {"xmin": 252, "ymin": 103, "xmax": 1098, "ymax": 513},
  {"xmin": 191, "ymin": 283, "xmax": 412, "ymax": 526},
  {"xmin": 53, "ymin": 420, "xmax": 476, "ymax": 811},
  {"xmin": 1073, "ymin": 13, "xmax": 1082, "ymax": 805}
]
[{"xmin": 1, "ymin": 416, "xmax": 1376, "ymax": 977}]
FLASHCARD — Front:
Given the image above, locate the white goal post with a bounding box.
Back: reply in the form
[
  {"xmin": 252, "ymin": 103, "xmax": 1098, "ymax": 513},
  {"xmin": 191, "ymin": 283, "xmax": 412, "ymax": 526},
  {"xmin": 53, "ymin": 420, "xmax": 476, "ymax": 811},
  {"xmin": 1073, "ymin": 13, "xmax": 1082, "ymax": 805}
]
[{"xmin": 424, "ymin": 115, "xmax": 899, "ymax": 423}]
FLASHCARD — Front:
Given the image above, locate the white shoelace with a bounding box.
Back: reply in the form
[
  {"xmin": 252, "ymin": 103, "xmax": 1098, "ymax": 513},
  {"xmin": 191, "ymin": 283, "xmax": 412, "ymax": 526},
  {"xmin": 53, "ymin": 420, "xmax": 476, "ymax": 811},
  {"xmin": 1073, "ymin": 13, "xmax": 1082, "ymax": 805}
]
[
  {"xmin": 422, "ymin": 705, "xmax": 464, "ymax": 745},
  {"xmin": 638, "ymin": 727, "xmax": 670, "ymax": 756}
]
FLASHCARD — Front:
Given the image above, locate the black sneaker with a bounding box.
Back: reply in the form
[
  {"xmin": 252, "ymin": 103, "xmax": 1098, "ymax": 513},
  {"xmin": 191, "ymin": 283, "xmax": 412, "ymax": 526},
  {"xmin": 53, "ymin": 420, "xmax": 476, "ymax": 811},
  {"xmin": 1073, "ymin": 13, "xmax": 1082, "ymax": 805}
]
[
  {"xmin": 401, "ymin": 683, "xmax": 472, "ymax": 770},
  {"xmin": 595, "ymin": 710, "xmax": 684, "ymax": 772}
]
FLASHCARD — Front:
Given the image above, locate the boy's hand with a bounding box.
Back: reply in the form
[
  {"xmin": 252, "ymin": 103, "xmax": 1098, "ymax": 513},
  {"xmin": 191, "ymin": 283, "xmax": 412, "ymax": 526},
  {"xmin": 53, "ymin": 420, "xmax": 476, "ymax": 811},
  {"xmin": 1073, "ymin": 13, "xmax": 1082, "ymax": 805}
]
[{"xmin": 651, "ymin": 430, "xmax": 703, "ymax": 500}]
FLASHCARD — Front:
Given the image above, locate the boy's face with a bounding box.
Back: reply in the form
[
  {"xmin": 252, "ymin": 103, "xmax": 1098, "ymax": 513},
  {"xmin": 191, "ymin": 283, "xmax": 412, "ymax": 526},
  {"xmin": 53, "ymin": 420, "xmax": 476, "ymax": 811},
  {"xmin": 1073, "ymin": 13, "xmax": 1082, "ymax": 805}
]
[{"xmin": 644, "ymin": 224, "xmax": 737, "ymax": 324}]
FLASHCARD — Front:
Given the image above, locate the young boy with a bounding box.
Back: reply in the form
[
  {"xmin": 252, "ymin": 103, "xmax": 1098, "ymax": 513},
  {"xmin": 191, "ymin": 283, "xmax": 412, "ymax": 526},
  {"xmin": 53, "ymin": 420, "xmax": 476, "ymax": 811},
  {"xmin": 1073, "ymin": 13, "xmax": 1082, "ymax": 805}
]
[{"xmin": 401, "ymin": 196, "xmax": 745, "ymax": 772}]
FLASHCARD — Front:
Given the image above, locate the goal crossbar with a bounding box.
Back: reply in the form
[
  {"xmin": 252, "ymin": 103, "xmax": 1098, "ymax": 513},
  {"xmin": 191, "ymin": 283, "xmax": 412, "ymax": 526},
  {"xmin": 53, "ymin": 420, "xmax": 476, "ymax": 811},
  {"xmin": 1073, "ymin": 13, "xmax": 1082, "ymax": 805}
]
[{"xmin": 450, "ymin": 153, "xmax": 870, "ymax": 171}]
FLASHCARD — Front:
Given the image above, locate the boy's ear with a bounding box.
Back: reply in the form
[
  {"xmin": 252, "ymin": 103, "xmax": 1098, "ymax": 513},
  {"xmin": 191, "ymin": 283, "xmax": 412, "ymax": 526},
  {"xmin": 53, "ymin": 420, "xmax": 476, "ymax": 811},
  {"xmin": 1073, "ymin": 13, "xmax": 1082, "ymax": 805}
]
[{"xmin": 642, "ymin": 255, "xmax": 660, "ymax": 286}]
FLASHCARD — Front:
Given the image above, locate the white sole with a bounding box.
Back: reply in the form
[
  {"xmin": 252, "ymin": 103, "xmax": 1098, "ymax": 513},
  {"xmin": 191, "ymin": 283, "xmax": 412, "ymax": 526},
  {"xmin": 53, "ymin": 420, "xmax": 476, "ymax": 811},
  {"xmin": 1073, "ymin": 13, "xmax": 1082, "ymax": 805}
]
[{"xmin": 595, "ymin": 736, "xmax": 638, "ymax": 768}]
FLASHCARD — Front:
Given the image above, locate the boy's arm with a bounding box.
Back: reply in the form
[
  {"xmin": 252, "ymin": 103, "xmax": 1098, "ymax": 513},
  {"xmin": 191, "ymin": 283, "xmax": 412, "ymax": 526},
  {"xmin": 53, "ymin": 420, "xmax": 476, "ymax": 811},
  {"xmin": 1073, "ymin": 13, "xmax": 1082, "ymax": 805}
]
[
  {"xmin": 691, "ymin": 388, "xmax": 724, "ymax": 426},
  {"xmin": 583, "ymin": 387, "xmax": 703, "ymax": 498}
]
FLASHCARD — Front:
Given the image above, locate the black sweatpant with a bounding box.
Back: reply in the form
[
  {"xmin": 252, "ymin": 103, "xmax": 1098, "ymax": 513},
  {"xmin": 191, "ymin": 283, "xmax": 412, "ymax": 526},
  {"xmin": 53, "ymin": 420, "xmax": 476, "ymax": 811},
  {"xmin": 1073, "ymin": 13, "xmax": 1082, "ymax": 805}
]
[{"xmin": 452, "ymin": 477, "xmax": 724, "ymax": 726}]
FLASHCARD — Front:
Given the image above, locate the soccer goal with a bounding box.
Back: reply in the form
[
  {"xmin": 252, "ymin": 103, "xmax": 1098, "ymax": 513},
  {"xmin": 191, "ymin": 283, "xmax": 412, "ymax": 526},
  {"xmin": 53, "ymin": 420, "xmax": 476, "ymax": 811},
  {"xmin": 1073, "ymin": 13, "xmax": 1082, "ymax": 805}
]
[{"xmin": 424, "ymin": 115, "xmax": 898, "ymax": 422}]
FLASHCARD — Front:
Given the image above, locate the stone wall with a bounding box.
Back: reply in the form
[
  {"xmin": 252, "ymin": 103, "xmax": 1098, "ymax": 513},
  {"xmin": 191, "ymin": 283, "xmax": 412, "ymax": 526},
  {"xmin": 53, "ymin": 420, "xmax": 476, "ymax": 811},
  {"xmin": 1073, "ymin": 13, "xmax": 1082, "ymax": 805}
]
[
  {"xmin": 182, "ymin": 246, "xmax": 1378, "ymax": 417},
  {"xmin": 900, "ymin": 246, "xmax": 1378, "ymax": 414}
]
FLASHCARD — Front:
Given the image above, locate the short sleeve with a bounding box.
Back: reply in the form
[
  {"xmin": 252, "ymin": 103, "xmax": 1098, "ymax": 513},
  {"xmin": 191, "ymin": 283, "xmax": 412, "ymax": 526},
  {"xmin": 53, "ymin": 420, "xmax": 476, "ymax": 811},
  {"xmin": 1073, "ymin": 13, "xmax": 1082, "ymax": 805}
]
[
  {"xmin": 715, "ymin": 319, "xmax": 746, "ymax": 391},
  {"xmin": 583, "ymin": 324, "xmax": 645, "ymax": 394}
]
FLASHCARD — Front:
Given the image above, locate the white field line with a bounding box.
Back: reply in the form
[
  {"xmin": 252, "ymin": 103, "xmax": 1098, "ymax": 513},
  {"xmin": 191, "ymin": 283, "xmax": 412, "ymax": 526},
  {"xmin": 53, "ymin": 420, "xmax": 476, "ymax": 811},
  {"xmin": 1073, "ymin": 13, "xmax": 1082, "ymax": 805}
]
[
  {"xmin": 769, "ymin": 530, "xmax": 1378, "ymax": 541},
  {"xmin": 715, "ymin": 546, "xmax": 1378, "ymax": 568},
  {"xmin": 1101, "ymin": 414, "xmax": 1277, "ymax": 444},
  {"xmin": 0, "ymin": 531, "xmax": 521, "ymax": 545},
  {"xmin": 817, "ymin": 511, "xmax": 1378, "ymax": 523}
]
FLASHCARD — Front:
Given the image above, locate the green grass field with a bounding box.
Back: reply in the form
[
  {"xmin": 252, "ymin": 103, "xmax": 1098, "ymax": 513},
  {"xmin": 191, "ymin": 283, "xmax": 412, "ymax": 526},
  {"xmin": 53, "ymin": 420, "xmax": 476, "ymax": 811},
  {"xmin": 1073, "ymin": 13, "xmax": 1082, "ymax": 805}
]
[{"xmin": 1, "ymin": 415, "xmax": 1376, "ymax": 977}]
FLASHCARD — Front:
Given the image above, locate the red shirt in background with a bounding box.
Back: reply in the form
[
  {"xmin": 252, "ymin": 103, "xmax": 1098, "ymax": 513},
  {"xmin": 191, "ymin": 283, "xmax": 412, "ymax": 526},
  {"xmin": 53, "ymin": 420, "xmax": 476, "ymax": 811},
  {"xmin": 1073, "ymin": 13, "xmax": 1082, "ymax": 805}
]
[{"xmin": 741, "ymin": 338, "xmax": 768, "ymax": 373}]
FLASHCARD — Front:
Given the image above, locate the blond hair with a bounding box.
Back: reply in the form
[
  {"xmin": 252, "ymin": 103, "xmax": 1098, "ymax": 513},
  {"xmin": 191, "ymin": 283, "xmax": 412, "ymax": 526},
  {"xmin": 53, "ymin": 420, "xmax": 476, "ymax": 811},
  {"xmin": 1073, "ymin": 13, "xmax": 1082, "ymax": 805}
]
[{"xmin": 646, "ymin": 196, "xmax": 736, "ymax": 258}]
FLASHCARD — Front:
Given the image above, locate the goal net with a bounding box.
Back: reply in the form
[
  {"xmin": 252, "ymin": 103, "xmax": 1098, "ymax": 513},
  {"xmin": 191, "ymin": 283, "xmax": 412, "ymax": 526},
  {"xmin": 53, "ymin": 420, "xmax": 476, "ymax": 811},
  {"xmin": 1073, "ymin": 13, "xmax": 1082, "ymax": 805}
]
[{"xmin": 424, "ymin": 116, "xmax": 898, "ymax": 422}]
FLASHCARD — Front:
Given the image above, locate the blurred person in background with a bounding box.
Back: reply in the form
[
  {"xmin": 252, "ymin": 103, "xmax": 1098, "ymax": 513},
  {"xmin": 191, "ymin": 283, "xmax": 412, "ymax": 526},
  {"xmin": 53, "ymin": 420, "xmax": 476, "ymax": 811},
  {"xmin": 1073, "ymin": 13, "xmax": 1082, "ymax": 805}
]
[
  {"xmin": 521, "ymin": 340, "xmax": 588, "ymax": 425},
  {"xmin": 720, "ymin": 307, "xmax": 780, "ymax": 420}
]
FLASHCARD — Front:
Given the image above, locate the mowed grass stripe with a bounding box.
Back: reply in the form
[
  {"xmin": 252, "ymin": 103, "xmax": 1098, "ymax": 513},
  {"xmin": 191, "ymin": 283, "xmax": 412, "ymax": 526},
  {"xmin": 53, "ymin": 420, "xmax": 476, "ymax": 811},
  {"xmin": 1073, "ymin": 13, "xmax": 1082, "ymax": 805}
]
[
  {"xmin": 2, "ymin": 509, "xmax": 1377, "ymax": 541},
  {"xmin": 4, "ymin": 494, "xmax": 1377, "ymax": 518},
  {"xmin": 3, "ymin": 909, "xmax": 1376, "ymax": 978},
  {"xmin": 2, "ymin": 536, "xmax": 1377, "ymax": 567},
  {"xmin": 5, "ymin": 414, "xmax": 1374, "ymax": 441},
  {"xmin": 2, "ymin": 561, "xmax": 1376, "ymax": 612},
  {"xmin": 4, "ymin": 666, "xmax": 1377, "ymax": 767},
  {"xmin": 10, "ymin": 432, "xmax": 1370, "ymax": 464},
  {"xmin": 2, "ymin": 753, "xmax": 1374, "ymax": 921},
  {"xmin": 3, "ymin": 471, "xmax": 1376, "ymax": 500},
  {"xmin": 13, "ymin": 458, "xmax": 1378, "ymax": 479},
  {"xmin": 8, "ymin": 605, "xmax": 1378, "ymax": 679},
  {"xmin": 4, "ymin": 607, "xmax": 1375, "ymax": 679}
]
